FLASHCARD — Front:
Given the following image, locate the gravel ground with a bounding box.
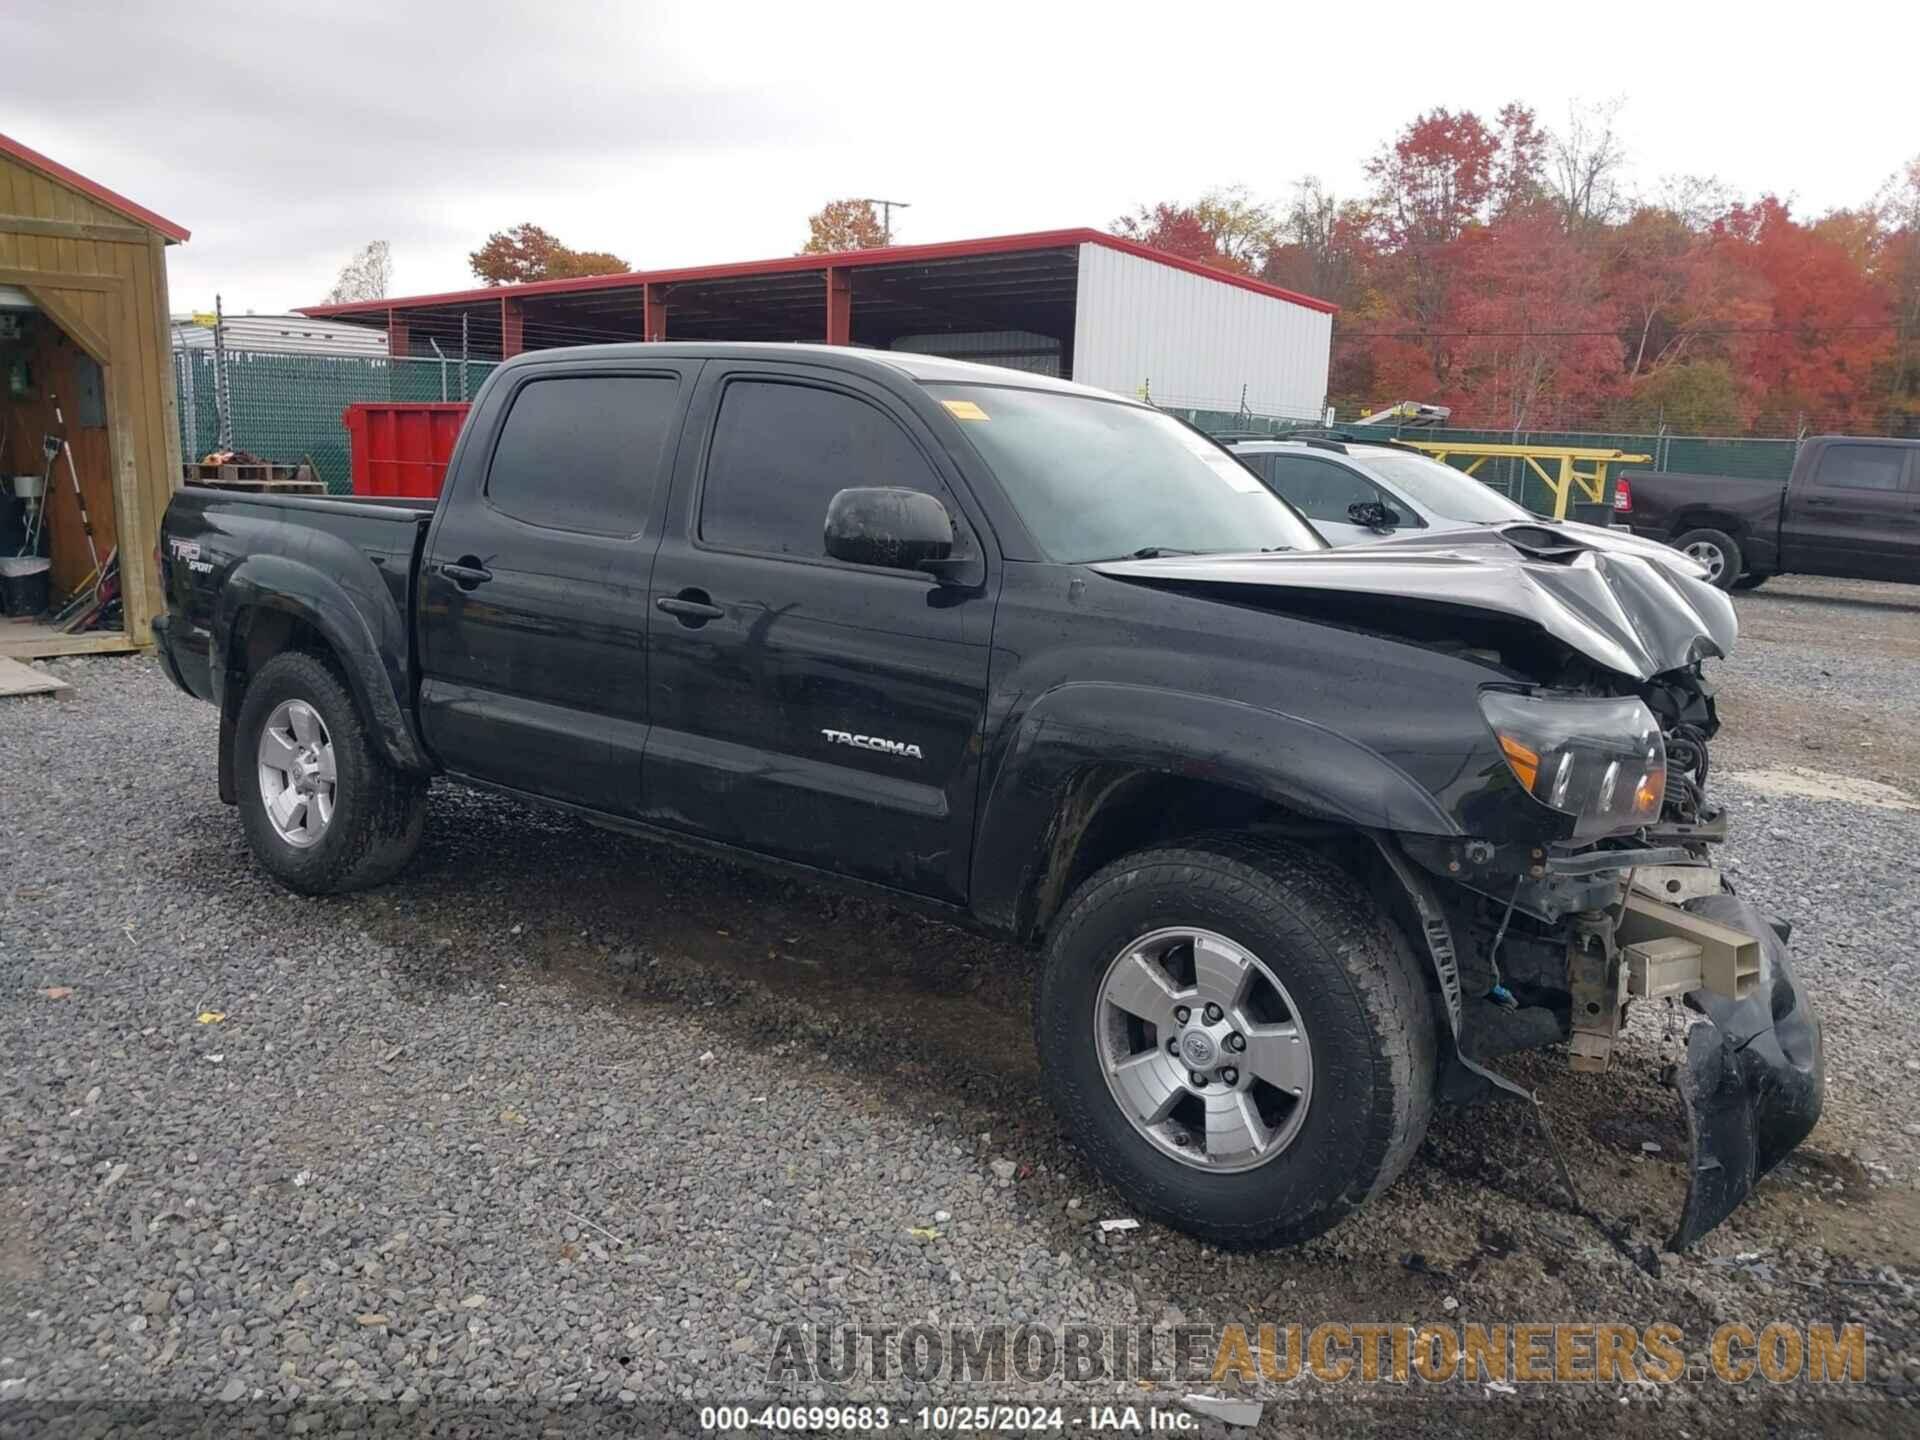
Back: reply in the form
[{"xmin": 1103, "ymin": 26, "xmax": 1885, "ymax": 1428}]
[{"xmin": 2, "ymin": 576, "xmax": 1916, "ymax": 1435}]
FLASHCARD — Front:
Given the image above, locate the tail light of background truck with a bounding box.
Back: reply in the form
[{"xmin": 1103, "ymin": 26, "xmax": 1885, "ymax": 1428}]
[{"xmin": 1613, "ymin": 477, "xmax": 1633, "ymax": 514}]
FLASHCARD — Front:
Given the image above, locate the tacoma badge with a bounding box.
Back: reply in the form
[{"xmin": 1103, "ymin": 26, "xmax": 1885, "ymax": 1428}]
[{"xmin": 821, "ymin": 728, "xmax": 924, "ymax": 760}]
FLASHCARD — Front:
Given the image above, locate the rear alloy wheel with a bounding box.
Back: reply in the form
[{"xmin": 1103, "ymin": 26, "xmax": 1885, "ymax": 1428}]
[
  {"xmin": 1037, "ymin": 837, "xmax": 1436, "ymax": 1247},
  {"xmin": 256, "ymin": 699, "xmax": 337, "ymax": 847},
  {"xmin": 235, "ymin": 651, "xmax": 427, "ymax": 895},
  {"xmin": 1674, "ymin": 528, "xmax": 1743, "ymax": 591}
]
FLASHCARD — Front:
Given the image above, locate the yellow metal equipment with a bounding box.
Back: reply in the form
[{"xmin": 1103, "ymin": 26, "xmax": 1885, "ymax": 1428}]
[{"xmin": 1393, "ymin": 441, "xmax": 1652, "ymax": 520}]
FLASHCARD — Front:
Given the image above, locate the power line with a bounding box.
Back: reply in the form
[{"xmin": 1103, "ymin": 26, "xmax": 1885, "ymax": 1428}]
[{"xmin": 857, "ymin": 198, "xmax": 912, "ymax": 245}]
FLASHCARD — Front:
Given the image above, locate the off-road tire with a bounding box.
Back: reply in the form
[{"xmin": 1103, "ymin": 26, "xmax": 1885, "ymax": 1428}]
[
  {"xmin": 1731, "ymin": 572, "xmax": 1770, "ymax": 592},
  {"xmin": 235, "ymin": 651, "xmax": 427, "ymax": 895},
  {"xmin": 1674, "ymin": 528, "xmax": 1743, "ymax": 590},
  {"xmin": 1036, "ymin": 836, "xmax": 1437, "ymax": 1247}
]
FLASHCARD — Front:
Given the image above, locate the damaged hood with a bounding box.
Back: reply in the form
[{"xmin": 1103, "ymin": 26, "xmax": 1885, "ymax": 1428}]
[{"xmin": 1090, "ymin": 521, "xmax": 1738, "ymax": 680}]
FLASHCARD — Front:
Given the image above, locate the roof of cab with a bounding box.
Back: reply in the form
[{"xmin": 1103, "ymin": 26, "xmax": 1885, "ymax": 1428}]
[{"xmin": 497, "ymin": 341, "xmax": 1141, "ymax": 403}]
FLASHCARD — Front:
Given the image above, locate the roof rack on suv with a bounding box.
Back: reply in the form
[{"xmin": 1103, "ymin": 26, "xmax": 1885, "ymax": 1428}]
[
  {"xmin": 1206, "ymin": 429, "xmax": 1294, "ymax": 444},
  {"xmin": 1216, "ymin": 427, "xmax": 1425, "ymax": 456}
]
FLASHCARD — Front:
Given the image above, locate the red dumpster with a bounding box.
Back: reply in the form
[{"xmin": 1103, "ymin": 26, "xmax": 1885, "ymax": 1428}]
[{"xmin": 343, "ymin": 402, "xmax": 470, "ymax": 498}]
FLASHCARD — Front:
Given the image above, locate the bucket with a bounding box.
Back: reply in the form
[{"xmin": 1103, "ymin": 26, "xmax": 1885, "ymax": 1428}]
[
  {"xmin": 0, "ymin": 555, "xmax": 51, "ymax": 616},
  {"xmin": 10, "ymin": 474, "xmax": 42, "ymax": 500}
]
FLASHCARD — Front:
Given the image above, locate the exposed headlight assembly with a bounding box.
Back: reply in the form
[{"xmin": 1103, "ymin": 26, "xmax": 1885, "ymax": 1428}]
[{"xmin": 1479, "ymin": 691, "xmax": 1666, "ymax": 838}]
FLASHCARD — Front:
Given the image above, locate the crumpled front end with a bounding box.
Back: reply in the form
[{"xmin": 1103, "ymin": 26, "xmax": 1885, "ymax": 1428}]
[
  {"xmin": 1091, "ymin": 519, "xmax": 1738, "ymax": 682},
  {"xmin": 1096, "ymin": 511, "xmax": 1822, "ymax": 1245}
]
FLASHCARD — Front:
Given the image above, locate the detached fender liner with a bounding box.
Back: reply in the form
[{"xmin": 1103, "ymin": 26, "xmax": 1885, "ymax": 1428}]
[{"xmin": 1672, "ymin": 891, "xmax": 1824, "ymax": 1249}]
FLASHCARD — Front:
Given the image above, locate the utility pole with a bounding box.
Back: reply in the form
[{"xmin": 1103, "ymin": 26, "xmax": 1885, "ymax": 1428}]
[{"xmin": 859, "ymin": 198, "xmax": 911, "ymax": 245}]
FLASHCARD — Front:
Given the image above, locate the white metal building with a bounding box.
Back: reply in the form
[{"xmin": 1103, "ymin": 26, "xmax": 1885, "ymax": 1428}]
[
  {"xmin": 1070, "ymin": 241, "xmax": 1333, "ymax": 419},
  {"xmin": 303, "ymin": 228, "xmax": 1336, "ymax": 421},
  {"xmin": 170, "ymin": 313, "xmax": 391, "ymax": 358}
]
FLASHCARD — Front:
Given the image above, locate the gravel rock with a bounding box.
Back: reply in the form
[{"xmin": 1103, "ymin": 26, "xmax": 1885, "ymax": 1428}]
[{"xmin": 1, "ymin": 608, "xmax": 1915, "ymax": 1427}]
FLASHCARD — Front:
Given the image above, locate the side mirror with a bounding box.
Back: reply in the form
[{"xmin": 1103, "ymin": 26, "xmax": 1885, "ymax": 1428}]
[
  {"xmin": 824, "ymin": 487, "xmax": 955, "ymax": 574},
  {"xmin": 1347, "ymin": 499, "xmax": 1402, "ymax": 531}
]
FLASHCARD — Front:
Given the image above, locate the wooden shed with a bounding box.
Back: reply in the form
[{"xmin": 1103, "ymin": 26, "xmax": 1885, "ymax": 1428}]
[{"xmin": 0, "ymin": 130, "xmax": 188, "ymax": 658}]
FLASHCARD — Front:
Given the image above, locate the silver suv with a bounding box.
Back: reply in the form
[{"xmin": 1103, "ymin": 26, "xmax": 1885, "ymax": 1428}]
[{"xmin": 1227, "ymin": 436, "xmax": 1533, "ymax": 545}]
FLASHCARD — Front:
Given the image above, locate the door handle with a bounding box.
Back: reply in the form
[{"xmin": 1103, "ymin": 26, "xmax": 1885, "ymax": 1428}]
[
  {"xmin": 656, "ymin": 589, "xmax": 725, "ymax": 624},
  {"xmin": 438, "ymin": 559, "xmax": 493, "ymax": 588},
  {"xmin": 1802, "ymin": 497, "xmax": 1837, "ymax": 508}
]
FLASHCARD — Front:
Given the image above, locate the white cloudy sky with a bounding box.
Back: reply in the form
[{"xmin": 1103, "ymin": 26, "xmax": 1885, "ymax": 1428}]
[{"xmin": 9, "ymin": 0, "xmax": 1916, "ymax": 314}]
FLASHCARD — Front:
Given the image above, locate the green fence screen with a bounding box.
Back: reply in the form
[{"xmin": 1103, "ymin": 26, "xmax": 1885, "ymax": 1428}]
[
  {"xmin": 175, "ymin": 347, "xmax": 1805, "ymax": 514},
  {"xmin": 175, "ymin": 349, "xmax": 498, "ymax": 495},
  {"xmin": 1171, "ymin": 405, "xmax": 1801, "ymax": 515}
]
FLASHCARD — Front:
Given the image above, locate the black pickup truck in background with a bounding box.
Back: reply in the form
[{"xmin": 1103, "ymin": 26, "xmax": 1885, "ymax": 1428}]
[
  {"xmin": 1615, "ymin": 434, "xmax": 1920, "ymax": 590},
  {"xmin": 153, "ymin": 343, "xmax": 1822, "ymax": 1251}
]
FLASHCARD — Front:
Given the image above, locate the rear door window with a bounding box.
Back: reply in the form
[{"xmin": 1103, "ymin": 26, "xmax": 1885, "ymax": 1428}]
[
  {"xmin": 1264, "ymin": 456, "xmax": 1392, "ymax": 523},
  {"xmin": 486, "ymin": 375, "xmax": 681, "ymax": 534},
  {"xmin": 699, "ymin": 379, "xmax": 964, "ymax": 559},
  {"xmin": 1812, "ymin": 444, "xmax": 1908, "ymax": 493}
]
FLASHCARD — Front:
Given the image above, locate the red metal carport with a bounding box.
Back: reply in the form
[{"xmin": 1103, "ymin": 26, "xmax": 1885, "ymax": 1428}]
[{"xmin": 300, "ymin": 228, "xmax": 1334, "ymax": 378}]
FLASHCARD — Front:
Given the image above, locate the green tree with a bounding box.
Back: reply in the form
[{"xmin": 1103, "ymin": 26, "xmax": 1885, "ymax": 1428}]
[{"xmin": 1625, "ymin": 359, "xmax": 1748, "ymax": 432}]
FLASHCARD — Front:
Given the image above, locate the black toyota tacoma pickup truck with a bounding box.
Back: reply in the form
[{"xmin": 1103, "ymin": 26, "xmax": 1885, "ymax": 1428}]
[
  {"xmin": 155, "ymin": 343, "xmax": 1821, "ymax": 1249},
  {"xmin": 1617, "ymin": 434, "xmax": 1920, "ymax": 590}
]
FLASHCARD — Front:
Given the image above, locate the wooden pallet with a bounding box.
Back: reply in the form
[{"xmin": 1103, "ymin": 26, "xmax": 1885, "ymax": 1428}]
[
  {"xmin": 184, "ymin": 461, "xmax": 324, "ymax": 495},
  {"xmin": 187, "ymin": 460, "xmax": 295, "ymax": 482}
]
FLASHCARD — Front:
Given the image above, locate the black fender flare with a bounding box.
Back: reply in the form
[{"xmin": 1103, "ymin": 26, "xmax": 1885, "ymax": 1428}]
[
  {"xmin": 970, "ymin": 682, "xmax": 1461, "ymax": 935},
  {"xmin": 213, "ymin": 554, "xmax": 430, "ymax": 775}
]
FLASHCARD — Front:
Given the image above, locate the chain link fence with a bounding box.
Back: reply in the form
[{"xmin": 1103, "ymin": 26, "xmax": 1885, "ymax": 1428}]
[
  {"xmin": 168, "ymin": 321, "xmax": 1805, "ymax": 512},
  {"xmin": 1163, "ymin": 401, "xmax": 1803, "ymax": 515},
  {"xmin": 173, "ymin": 334, "xmax": 496, "ymax": 495}
]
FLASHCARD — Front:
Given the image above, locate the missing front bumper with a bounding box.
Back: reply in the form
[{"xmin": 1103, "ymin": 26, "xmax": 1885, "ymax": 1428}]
[
  {"xmin": 1377, "ymin": 837, "xmax": 1823, "ymax": 1250},
  {"xmin": 1668, "ymin": 891, "xmax": 1825, "ymax": 1249}
]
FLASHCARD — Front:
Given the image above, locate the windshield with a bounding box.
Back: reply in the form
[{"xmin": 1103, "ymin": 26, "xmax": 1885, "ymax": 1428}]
[
  {"xmin": 928, "ymin": 384, "xmax": 1325, "ymax": 562},
  {"xmin": 1359, "ymin": 452, "xmax": 1533, "ymax": 524}
]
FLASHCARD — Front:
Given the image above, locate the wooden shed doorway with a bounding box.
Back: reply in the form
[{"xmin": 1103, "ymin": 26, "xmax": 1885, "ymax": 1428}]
[
  {"xmin": 1, "ymin": 129, "xmax": 191, "ymax": 660},
  {"xmin": 1, "ymin": 275, "xmax": 137, "ymax": 655}
]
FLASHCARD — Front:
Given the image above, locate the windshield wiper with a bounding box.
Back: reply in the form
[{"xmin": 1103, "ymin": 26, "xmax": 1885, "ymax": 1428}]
[{"xmin": 1124, "ymin": 545, "xmax": 1196, "ymax": 559}]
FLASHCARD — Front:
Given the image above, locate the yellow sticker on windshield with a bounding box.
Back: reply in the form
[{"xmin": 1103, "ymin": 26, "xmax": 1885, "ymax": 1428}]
[{"xmin": 942, "ymin": 399, "xmax": 990, "ymax": 422}]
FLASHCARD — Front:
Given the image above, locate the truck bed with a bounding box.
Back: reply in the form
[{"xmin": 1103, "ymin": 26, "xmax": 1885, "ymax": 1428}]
[{"xmin": 157, "ymin": 485, "xmax": 434, "ymax": 711}]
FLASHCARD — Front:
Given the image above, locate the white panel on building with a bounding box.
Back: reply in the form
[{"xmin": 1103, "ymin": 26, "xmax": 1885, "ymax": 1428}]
[
  {"xmin": 1071, "ymin": 243, "xmax": 1332, "ymax": 421},
  {"xmin": 170, "ymin": 314, "xmax": 393, "ymax": 358}
]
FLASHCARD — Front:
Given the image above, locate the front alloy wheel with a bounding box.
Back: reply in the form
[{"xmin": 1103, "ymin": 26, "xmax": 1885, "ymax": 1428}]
[
  {"xmin": 1095, "ymin": 927, "xmax": 1313, "ymax": 1171},
  {"xmin": 256, "ymin": 699, "xmax": 337, "ymax": 847},
  {"xmin": 1036, "ymin": 837, "xmax": 1436, "ymax": 1247}
]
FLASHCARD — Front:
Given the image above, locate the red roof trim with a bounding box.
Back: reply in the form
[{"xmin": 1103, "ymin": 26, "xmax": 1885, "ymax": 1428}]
[
  {"xmin": 0, "ymin": 131, "xmax": 190, "ymax": 243},
  {"xmin": 301, "ymin": 227, "xmax": 1337, "ymax": 318}
]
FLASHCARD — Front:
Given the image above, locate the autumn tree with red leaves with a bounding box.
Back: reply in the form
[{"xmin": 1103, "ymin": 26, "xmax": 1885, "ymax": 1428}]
[
  {"xmin": 1106, "ymin": 109, "xmax": 1916, "ymax": 435},
  {"xmin": 469, "ymin": 224, "xmax": 628, "ymax": 286},
  {"xmin": 1110, "ymin": 187, "xmax": 1278, "ymax": 275},
  {"xmin": 1714, "ymin": 197, "xmax": 1896, "ymax": 429}
]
